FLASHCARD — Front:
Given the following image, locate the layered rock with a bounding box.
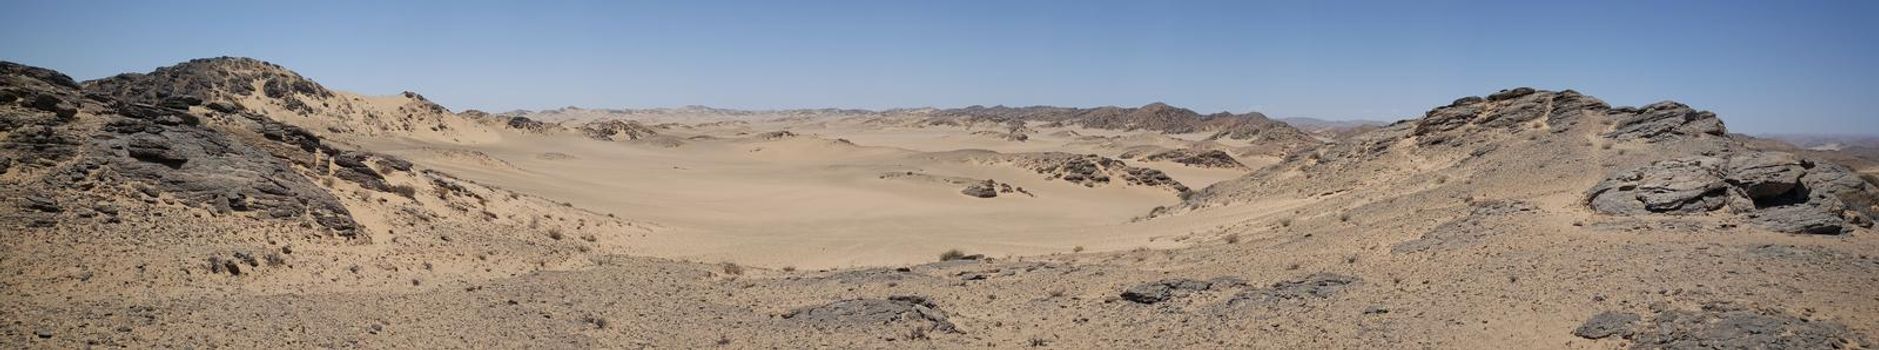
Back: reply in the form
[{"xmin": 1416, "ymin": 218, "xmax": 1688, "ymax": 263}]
[
  {"xmin": 783, "ymin": 295, "xmax": 958, "ymax": 336},
  {"xmin": 0, "ymin": 59, "xmax": 427, "ymax": 237},
  {"xmin": 1587, "ymin": 152, "xmax": 1876, "ymax": 234},
  {"xmin": 1574, "ymin": 302, "xmax": 1868, "ymax": 348}
]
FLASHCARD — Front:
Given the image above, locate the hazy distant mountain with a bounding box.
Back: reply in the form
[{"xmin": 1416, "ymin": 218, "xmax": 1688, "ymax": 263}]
[{"xmin": 1757, "ymin": 133, "xmax": 1879, "ymax": 151}]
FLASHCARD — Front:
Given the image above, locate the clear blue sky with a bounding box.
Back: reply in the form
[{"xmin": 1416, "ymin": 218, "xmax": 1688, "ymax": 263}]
[{"xmin": 3, "ymin": 0, "xmax": 1874, "ymax": 134}]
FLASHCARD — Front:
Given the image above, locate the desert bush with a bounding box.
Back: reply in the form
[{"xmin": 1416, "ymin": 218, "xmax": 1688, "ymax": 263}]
[
  {"xmin": 939, "ymin": 249, "xmax": 967, "ymax": 261},
  {"xmin": 720, "ymin": 262, "xmax": 744, "ymax": 275},
  {"xmin": 388, "ymin": 184, "xmax": 418, "ymax": 199}
]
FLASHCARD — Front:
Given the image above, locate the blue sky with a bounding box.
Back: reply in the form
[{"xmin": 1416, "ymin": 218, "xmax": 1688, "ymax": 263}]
[{"xmin": 3, "ymin": 0, "xmax": 1874, "ymax": 134}]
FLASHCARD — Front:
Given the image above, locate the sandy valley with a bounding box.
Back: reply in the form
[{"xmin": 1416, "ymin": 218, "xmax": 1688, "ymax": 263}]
[{"xmin": 4, "ymin": 58, "xmax": 1878, "ymax": 348}]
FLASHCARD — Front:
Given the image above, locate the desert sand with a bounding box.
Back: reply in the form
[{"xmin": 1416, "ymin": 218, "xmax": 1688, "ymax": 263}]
[{"xmin": 4, "ymin": 58, "xmax": 1878, "ymax": 349}]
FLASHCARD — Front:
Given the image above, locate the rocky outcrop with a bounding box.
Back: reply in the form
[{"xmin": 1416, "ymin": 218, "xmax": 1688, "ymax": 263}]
[
  {"xmin": 959, "ymin": 179, "xmax": 1023, "ymax": 198},
  {"xmin": 579, "ymin": 120, "xmax": 657, "ymax": 141},
  {"xmin": 1572, "ymin": 312, "xmax": 1639, "ymax": 339},
  {"xmin": 1413, "ymin": 88, "xmax": 1611, "ymax": 146},
  {"xmin": 1016, "ymin": 153, "xmax": 1188, "ymax": 193},
  {"xmin": 1134, "ymin": 149, "xmax": 1245, "ymax": 169},
  {"xmin": 1587, "ymin": 152, "xmax": 1877, "ymax": 234},
  {"xmin": 1120, "ymin": 278, "xmax": 1228, "ymax": 304},
  {"xmin": 754, "ymin": 130, "xmax": 797, "ymax": 140},
  {"xmin": 2, "ymin": 59, "xmax": 390, "ymax": 236},
  {"xmin": 931, "ymin": 103, "xmax": 1319, "ymax": 148},
  {"xmin": 1575, "ymin": 303, "xmax": 1868, "ymax": 349},
  {"xmin": 1605, "ymin": 101, "xmax": 1726, "ymax": 142},
  {"xmin": 1227, "ymin": 273, "xmax": 1359, "ymax": 306},
  {"xmin": 84, "ymin": 57, "xmax": 335, "ymax": 115},
  {"xmin": 504, "ymin": 116, "xmax": 550, "ymax": 132},
  {"xmin": 783, "ymin": 295, "xmax": 958, "ymax": 335}
]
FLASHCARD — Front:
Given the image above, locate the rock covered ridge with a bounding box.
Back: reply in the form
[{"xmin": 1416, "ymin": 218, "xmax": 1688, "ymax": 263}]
[
  {"xmin": 1177, "ymin": 87, "xmax": 1877, "ymax": 234},
  {"xmin": 929, "ymin": 102, "xmax": 1319, "ymax": 144},
  {"xmin": 2, "ymin": 59, "xmax": 416, "ymax": 237},
  {"xmin": 1588, "ymin": 150, "xmax": 1876, "ymax": 234},
  {"xmin": 501, "ymin": 101, "xmax": 1323, "ymax": 146},
  {"xmin": 82, "ymin": 57, "xmax": 338, "ymax": 115},
  {"xmin": 1411, "ymin": 87, "xmax": 1724, "ymax": 146}
]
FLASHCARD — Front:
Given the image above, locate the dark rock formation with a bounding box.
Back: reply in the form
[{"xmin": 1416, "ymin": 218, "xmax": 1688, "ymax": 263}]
[
  {"xmin": 1582, "ymin": 303, "xmax": 1872, "ymax": 349},
  {"xmin": 783, "ymin": 295, "xmax": 958, "ymax": 335},
  {"xmin": 1605, "ymin": 101, "xmax": 1727, "ymax": 142},
  {"xmin": 3, "ymin": 59, "xmax": 378, "ymax": 236},
  {"xmin": 1135, "ymin": 149, "xmax": 1245, "ymax": 168},
  {"xmin": 83, "ymin": 57, "xmax": 335, "ymax": 115},
  {"xmin": 960, "ymin": 180, "xmax": 1001, "ymax": 198},
  {"xmin": 1588, "ymin": 152, "xmax": 1877, "ymax": 234},
  {"xmin": 931, "ymin": 103, "xmax": 1319, "ymax": 148},
  {"xmin": 1019, "ymin": 153, "xmax": 1188, "ymax": 193},
  {"xmin": 579, "ymin": 120, "xmax": 658, "ymax": 141},
  {"xmin": 1120, "ymin": 279, "xmax": 1215, "ymax": 304},
  {"xmin": 1587, "ymin": 157, "xmax": 1734, "ymax": 214},
  {"xmin": 505, "ymin": 116, "xmax": 550, "ymax": 132},
  {"xmin": 1572, "ymin": 312, "xmax": 1639, "ymax": 339},
  {"xmin": 1228, "ymin": 273, "xmax": 1359, "ymax": 306},
  {"xmin": 1412, "ymin": 88, "xmax": 1612, "ymax": 146}
]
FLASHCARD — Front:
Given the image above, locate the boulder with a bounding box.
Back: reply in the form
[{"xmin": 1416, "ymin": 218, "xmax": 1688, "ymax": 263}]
[
  {"xmin": 1120, "ymin": 279, "xmax": 1214, "ymax": 304},
  {"xmin": 1588, "ymin": 152, "xmax": 1875, "ymax": 234},
  {"xmin": 1486, "ymin": 87, "xmax": 1537, "ymax": 101},
  {"xmin": 1628, "ymin": 302, "xmax": 1868, "ymax": 349},
  {"xmin": 1586, "ymin": 157, "xmax": 1733, "ymax": 214},
  {"xmin": 1752, "ymin": 203, "xmax": 1849, "ymax": 235},
  {"xmin": 961, "ymin": 181, "xmax": 999, "ymax": 198},
  {"xmin": 1723, "ymin": 152, "xmax": 1806, "ymax": 199},
  {"xmin": 1572, "ymin": 312, "xmax": 1639, "ymax": 339}
]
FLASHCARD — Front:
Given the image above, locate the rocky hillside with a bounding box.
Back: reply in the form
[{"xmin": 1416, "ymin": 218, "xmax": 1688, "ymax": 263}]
[
  {"xmin": 7, "ymin": 59, "xmax": 1877, "ymax": 348},
  {"xmin": 2, "ymin": 58, "xmax": 640, "ymax": 298},
  {"xmin": 83, "ymin": 57, "xmax": 497, "ymax": 142},
  {"xmin": 1180, "ymin": 87, "xmax": 1877, "ymax": 234},
  {"xmin": 3, "ymin": 60, "xmax": 370, "ymax": 235}
]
